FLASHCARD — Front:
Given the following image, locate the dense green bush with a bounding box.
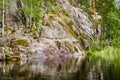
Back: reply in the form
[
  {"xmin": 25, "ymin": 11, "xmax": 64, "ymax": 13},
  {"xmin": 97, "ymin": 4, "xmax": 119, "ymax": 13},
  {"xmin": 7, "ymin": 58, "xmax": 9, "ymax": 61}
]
[
  {"xmin": 21, "ymin": 0, "xmax": 45, "ymax": 29},
  {"xmin": 106, "ymin": 12, "xmax": 120, "ymax": 39},
  {"xmin": 79, "ymin": 0, "xmax": 120, "ymax": 52}
]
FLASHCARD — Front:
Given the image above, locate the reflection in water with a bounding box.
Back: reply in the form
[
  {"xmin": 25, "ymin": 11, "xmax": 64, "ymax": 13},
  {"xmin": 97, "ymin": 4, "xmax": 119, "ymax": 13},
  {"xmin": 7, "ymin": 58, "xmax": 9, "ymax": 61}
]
[
  {"xmin": 0, "ymin": 56, "xmax": 85, "ymax": 80},
  {"xmin": 0, "ymin": 55, "xmax": 120, "ymax": 80}
]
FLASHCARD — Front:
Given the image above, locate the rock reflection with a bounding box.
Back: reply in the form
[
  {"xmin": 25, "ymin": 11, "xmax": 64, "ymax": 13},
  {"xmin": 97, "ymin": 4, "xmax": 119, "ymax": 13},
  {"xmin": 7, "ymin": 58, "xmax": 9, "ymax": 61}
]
[
  {"xmin": 0, "ymin": 55, "xmax": 85, "ymax": 80},
  {"xmin": 1, "ymin": 55, "xmax": 120, "ymax": 80}
]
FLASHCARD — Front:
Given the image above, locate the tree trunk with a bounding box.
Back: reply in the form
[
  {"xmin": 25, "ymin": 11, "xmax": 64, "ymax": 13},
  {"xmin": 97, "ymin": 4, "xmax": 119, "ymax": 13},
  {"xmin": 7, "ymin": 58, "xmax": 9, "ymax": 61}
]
[
  {"xmin": 92, "ymin": 0, "xmax": 96, "ymax": 19},
  {"xmin": 2, "ymin": 0, "xmax": 4, "ymax": 37}
]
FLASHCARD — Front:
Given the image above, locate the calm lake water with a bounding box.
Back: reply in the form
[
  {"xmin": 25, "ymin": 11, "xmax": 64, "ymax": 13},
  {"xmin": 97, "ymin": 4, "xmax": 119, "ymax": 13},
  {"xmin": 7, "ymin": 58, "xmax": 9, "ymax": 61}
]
[{"xmin": 0, "ymin": 55, "xmax": 120, "ymax": 80}]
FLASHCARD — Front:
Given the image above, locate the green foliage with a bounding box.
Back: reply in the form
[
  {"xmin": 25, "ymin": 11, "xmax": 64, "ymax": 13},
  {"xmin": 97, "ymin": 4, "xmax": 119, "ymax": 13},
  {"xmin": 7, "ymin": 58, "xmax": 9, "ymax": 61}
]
[
  {"xmin": 95, "ymin": 0, "xmax": 120, "ymax": 39},
  {"xmin": 88, "ymin": 47, "xmax": 120, "ymax": 60},
  {"xmin": 44, "ymin": 0, "xmax": 60, "ymax": 15},
  {"xmin": 87, "ymin": 47, "xmax": 120, "ymax": 80},
  {"xmin": 87, "ymin": 41, "xmax": 102, "ymax": 55},
  {"xmin": 0, "ymin": 2, "xmax": 2, "ymax": 22},
  {"xmin": 90, "ymin": 41, "xmax": 102, "ymax": 51},
  {"xmin": 106, "ymin": 12, "xmax": 120, "ymax": 39},
  {"xmin": 21, "ymin": 0, "xmax": 45, "ymax": 29},
  {"xmin": 99, "ymin": 1, "xmax": 120, "ymax": 48},
  {"xmin": 0, "ymin": 0, "xmax": 17, "ymax": 25},
  {"xmin": 111, "ymin": 39, "xmax": 120, "ymax": 48},
  {"xmin": 78, "ymin": 0, "xmax": 93, "ymax": 15},
  {"xmin": 81, "ymin": 0, "xmax": 120, "ymax": 52}
]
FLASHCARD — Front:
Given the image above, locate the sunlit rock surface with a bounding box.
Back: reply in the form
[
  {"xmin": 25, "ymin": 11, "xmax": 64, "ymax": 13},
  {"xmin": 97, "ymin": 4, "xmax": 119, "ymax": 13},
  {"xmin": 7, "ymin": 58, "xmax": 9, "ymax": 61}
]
[
  {"xmin": 0, "ymin": 0, "xmax": 95, "ymax": 59},
  {"xmin": 57, "ymin": 0, "xmax": 93, "ymax": 40},
  {"xmin": 20, "ymin": 38, "xmax": 84, "ymax": 60}
]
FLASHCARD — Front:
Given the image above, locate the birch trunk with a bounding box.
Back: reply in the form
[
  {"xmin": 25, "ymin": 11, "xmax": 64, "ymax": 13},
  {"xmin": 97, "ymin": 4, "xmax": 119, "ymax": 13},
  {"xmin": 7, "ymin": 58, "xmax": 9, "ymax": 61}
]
[{"xmin": 2, "ymin": 0, "xmax": 4, "ymax": 37}]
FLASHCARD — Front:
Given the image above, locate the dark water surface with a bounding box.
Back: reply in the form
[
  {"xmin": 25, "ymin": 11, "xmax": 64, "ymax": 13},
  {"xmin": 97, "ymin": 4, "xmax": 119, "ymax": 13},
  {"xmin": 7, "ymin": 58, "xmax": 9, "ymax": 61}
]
[{"xmin": 0, "ymin": 55, "xmax": 120, "ymax": 80}]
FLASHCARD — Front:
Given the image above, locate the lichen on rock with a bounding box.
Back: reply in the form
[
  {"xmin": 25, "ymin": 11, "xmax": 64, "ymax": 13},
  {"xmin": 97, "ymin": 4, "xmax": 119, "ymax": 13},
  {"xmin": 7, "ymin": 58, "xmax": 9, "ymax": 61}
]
[{"xmin": 0, "ymin": 0, "xmax": 95, "ymax": 60}]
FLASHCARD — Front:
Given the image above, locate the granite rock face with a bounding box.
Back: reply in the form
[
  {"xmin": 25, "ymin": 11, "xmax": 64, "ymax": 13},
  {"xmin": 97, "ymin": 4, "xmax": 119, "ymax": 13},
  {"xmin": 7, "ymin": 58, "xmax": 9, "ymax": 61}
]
[{"xmin": 0, "ymin": 0, "xmax": 95, "ymax": 60}]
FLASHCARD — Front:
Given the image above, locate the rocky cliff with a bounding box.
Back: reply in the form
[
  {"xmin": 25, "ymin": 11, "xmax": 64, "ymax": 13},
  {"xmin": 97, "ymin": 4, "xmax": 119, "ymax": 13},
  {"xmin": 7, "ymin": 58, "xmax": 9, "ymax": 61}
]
[{"xmin": 0, "ymin": 0, "xmax": 95, "ymax": 60}]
